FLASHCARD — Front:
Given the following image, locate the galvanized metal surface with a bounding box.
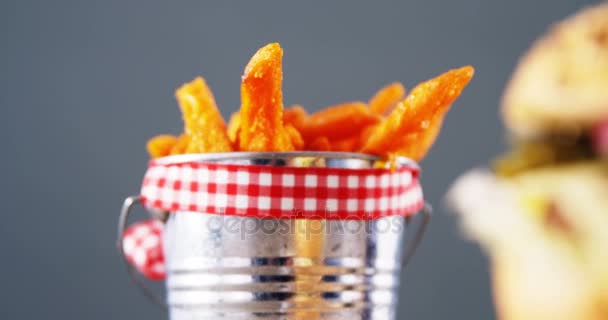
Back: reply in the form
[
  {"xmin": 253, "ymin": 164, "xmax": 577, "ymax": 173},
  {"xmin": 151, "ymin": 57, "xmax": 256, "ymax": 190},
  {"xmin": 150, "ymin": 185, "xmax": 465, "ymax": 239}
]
[{"xmin": 164, "ymin": 212, "xmax": 409, "ymax": 319}]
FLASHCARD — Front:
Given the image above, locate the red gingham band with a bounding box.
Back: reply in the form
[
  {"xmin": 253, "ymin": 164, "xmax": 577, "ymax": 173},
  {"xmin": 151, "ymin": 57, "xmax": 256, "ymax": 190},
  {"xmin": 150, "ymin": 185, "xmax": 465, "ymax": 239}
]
[
  {"xmin": 122, "ymin": 219, "xmax": 165, "ymax": 280},
  {"xmin": 140, "ymin": 161, "xmax": 424, "ymax": 220}
]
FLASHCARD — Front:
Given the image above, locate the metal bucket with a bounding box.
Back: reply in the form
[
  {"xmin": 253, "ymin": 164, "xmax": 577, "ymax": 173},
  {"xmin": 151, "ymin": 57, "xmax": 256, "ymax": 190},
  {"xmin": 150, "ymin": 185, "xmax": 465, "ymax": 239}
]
[{"xmin": 118, "ymin": 152, "xmax": 431, "ymax": 320}]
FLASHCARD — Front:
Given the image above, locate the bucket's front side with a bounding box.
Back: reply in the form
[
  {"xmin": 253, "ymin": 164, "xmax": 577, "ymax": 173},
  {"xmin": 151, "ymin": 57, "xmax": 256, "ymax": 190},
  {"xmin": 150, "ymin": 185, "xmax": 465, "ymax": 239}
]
[
  {"xmin": 164, "ymin": 212, "xmax": 410, "ymax": 320},
  {"xmin": 135, "ymin": 152, "xmax": 424, "ymax": 320}
]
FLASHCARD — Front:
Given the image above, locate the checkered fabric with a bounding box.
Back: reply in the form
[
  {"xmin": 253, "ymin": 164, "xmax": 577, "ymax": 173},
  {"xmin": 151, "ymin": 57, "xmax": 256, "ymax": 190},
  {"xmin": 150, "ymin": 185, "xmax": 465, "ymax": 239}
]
[
  {"xmin": 140, "ymin": 161, "xmax": 424, "ymax": 220},
  {"xmin": 122, "ymin": 219, "xmax": 165, "ymax": 280}
]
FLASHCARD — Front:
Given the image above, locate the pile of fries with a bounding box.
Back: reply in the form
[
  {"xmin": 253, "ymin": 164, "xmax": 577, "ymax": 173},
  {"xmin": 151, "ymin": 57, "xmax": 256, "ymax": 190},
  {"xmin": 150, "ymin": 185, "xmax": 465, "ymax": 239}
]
[{"xmin": 147, "ymin": 43, "xmax": 474, "ymax": 161}]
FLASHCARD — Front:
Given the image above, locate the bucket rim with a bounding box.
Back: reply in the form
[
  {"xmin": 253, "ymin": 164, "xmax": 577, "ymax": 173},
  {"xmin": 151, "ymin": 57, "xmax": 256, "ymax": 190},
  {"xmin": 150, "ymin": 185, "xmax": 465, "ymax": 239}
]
[{"xmin": 151, "ymin": 151, "xmax": 419, "ymax": 170}]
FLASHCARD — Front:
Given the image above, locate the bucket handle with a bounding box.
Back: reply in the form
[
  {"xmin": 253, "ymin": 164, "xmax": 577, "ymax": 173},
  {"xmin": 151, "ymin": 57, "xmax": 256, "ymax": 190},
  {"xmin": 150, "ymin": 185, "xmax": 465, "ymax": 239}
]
[
  {"xmin": 401, "ymin": 202, "xmax": 432, "ymax": 269},
  {"xmin": 117, "ymin": 195, "xmax": 167, "ymax": 309}
]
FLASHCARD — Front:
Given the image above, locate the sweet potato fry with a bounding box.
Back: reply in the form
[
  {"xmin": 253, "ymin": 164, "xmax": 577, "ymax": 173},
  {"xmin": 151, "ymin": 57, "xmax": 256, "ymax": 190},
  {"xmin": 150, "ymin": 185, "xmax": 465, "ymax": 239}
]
[
  {"xmin": 146, "ymin": 134, "xmax": 178, "ymax": 158},
  {"xmin": 360, "ymin": 66, "xmax": 474, "ymax": 158},
  {"xmin": 239, "ymin": 43, "xmax": 294, "ymax": 151},
  {"xmin": 353, "ymin": 124, "xmax": 379, "ymax": 153},
  {"xmin": 169, "ymin": 134, "xmax": 190, "ymax": 155},
  {"xmin": 227, "ymin": 112, "xmax": 241, "ymax": 146},
  {"xmin": 301, "ymin": 102, "xmax": 381, "ymax": 141},
  {"xmin": 330, "ymin": 136, "xmax": 361, "ymax": 152},
  {"xmin": 307, "ymin": 136, "xmax": 331, "ymax": 151},
  {"xmin": 176, "ymin": 77, "xmax": 233, "ymax": 153},
  {"xmin": 283, "ymin": 105, "xmax": 308, "ymax": 132},
  {"xmin": 147, "ymin": 42, "xmax": 473, "ymax": 160},
  {"xmin": 359, "ymin": 124, "xmax": 378, "ymax": 145},
  {"xmin": 285, "ymin": 125, "xmax": 305, "ymax": 150},
  {"xmin": 368, "ymin": 82, "xmax": 405, "ymax": 115},
  {"xmin": 391, "ymin": 113, "xmax": 445, "ymax": 161}
]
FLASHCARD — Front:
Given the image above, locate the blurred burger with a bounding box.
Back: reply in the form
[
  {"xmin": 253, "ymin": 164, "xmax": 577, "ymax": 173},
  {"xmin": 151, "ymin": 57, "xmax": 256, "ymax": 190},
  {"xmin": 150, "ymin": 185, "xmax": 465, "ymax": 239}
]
[{"xmin": 448, "ymin": 3, "xmax": 608, "ymax": 320}]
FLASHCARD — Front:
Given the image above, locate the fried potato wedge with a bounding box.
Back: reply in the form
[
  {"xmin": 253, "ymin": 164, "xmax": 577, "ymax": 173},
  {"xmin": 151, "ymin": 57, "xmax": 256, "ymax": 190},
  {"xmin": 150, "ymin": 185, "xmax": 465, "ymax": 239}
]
[
  {"xmin": 239, "ymin": 43, "xmax": 294, "ymax": 151},
  {"xmin": 175, "ymin": 77, "xmax": 233, "ymax": 153},
  {"xmin": 285, "ymin": 124, "xmax": 305, "ymax": 150},
  {"xmin": 390, "ymin": 113, "xmax": 445, "ymax": 161},
  {"xmin": 148, "ymin": 42, "xmax": 473, "ymax": 161},
  {"xmin": 330, "ymin": 136, "xmax": 361, "ymax": 152},
  {"xmin": 227, "ymin": 112, "xmax": 241, "ymax": 146},
  {"xmin": 146, "ymin": 134, "xmax": 178, "ymax": 158},
  {"xmin": 301, "ymin": 102, "xmax": 381, "ymax": 141},
  {"xmin": 283, "ymin": 105, "xmax": 308, "ymax": 132},
  {"xmin": 359, "ymin": 124, "xmax": 377, "ymax": 145},
  {"xmin": 169, "ymin": 134, "xmax": 190, "ymax": 155},
  {"xmin": 369, "ymin": 82, "xmax": 406, "ymax": 115},
  {"xmin": 307, "ymin": 136, "xmax": 331, "ymax": 151},
  {"xmin": 360, "ymin": 66, "xmax": 474, "ymax": 159}
]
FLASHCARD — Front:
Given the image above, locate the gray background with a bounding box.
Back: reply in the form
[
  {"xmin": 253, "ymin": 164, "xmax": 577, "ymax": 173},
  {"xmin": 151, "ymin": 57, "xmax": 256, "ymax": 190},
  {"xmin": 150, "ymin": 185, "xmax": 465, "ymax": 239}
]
[{"xmin": 0, "ymin": 0, "xmax": 596, "ymax": 319}]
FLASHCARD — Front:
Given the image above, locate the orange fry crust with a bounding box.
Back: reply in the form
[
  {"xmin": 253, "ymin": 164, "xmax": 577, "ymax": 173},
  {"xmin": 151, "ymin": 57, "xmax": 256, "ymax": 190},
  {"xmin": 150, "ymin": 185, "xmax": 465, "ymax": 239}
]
[
  {"xmin": 285, "ymin": 125, "xmax": 305, "ymax": 150},
  {"xmin": 283, "ymin": 105, "xmax": 308, "ymax": 132},
  {"xmin": 330, "ymin": 136, "xmax": 361, "ymax": 152},
  {"xmin": 368, "ymin": 82, "xmax": 406, "ymax": 115},
  {"xmin": 169, "ymin": 134, "xmax": 190, "ymax": 155},
  {"xmin": 239, "ymin": 43, "xmax": 294, "ymax": 151},
  {"xmin": 307, "ymin": 136, "xmax": 332, "ymax": 151},
  {"xmin": 175, "ymin": 77, "xmax": 233, "ymax": 153},
  {"xmin": 389, "ymin": 113, "xmax": 445, "ymax": 161},
  {"xmin": 301, "ymin": 102, "xmax": 381, "ymax": 141},
  {"xmin": 149, "ymin": 42, "xmax": 474, "ymax": 161},
  {"xmin": 227, "ymin": 112, "xmax": 241, "ymax": 146},
  {"xmin": 360, "ymin": 66, "xmax": 474, "ymax": 159},
  {"xmin": 146, "ymin": 134, "xmax": 178, "ymax": 158}
]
